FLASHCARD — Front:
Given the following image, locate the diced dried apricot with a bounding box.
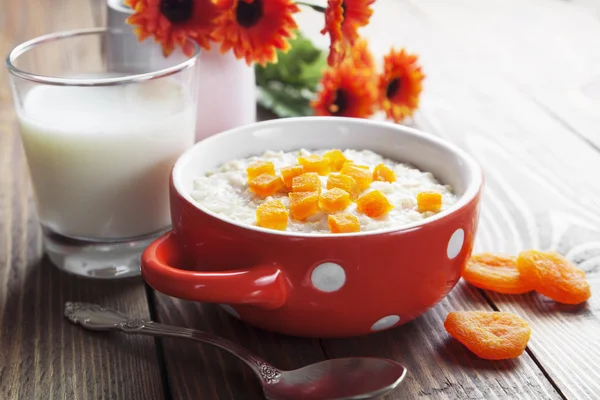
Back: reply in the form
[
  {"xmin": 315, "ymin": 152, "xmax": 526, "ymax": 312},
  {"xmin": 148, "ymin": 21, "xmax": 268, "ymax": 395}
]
[
  {"xmin": 343, "ymin": 161, "xmax": 369, "ymax": 169},
  {"xmin": 292, "ymin": 172, "xmax": 322, "ymax": 193},
  {"xmin": 373, "ymin": 164, "xmax": 396, "ymax": 183},
  {"xmin": 340, "ymin": 163, "xmax": 372, "ymax": 192},
  {"xmin": 516, "ymin": 250, "xmax": 591, "ymax": 305},
  {"xmin": 280, "ymin": 165, "xmax": 304, "ymax": 189},
  {"xmin": 256, "ymin": 199, "xmax": 288, "ymax": 230},
  {"xmin": 249, "ymin": 174, "xmax": 283, "ymax": 197},
  {"xmin": 327, "ymin": 173, "xmax": 360, "ymax": 200},
  {"xmin": 444, "ymin": 311, "xmax": 531, "ymax": 360},
  {"xmin": 417, "ymin": 191, "xmax": 442, "ymax": 212},
  {"xmin": 328, "ymin": 213, "xmax": 360, "ymax": 233},
  {"xmin": 356, "ymin": 190, "xmax": 393, "ymax": 218},
  {"xmin": 246, "ymin": 161, "xmax": 275, "ymax": 181},
  {"xmin": 298, "ymin": 155, "xmax": 331, "ymax": 175},
  {"xmin": 323, "ymin": 149, "xmax": 347, "ymax": 172},
  {"xmin": 288, "ymin": 191, "xmax": 320, "ymax": 221},
  {"xmin": 319, "ymin": 188, "xmax": 351, "ymax": 213},
  {"xmin": 463, "ymin": 253, "xmax": 534, "ymax": 294}
]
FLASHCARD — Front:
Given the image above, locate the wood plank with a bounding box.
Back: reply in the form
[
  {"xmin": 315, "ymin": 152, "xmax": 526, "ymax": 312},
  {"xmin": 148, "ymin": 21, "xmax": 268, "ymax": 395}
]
[
  {"xmin": 302, "ymin": 0, "xmax": 600, "ymax": 398},
  {"xmin": 0, "ymin": 1, "xmax": 164, "ymax": 399},
  {"xmin": 154, "ymin": 294, "xmax": 328, "ymax": 400}
]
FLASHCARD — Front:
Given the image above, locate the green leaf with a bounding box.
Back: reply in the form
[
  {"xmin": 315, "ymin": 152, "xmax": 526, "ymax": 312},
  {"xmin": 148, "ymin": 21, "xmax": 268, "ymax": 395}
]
[
  {"xmin": 255, "ymin": 30, "xmax": 326, "ymax": 90},
  {"xmin": 256, "ymin": 82, "xmax": 315, "ymax": 118},
  {"xmin": 255, "ymin": 30, "xmax": 327, "ymax": 117}
]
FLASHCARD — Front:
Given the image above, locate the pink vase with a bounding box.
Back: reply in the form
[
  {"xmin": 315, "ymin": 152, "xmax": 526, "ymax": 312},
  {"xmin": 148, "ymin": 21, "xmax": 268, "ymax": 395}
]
[
  {"xmin": 194, "ymin": 47, "xmax": 257, "ymax": 142},
  {"xmin": 107, "ymin": 0, "xmax": 257, "ymax": 143}
]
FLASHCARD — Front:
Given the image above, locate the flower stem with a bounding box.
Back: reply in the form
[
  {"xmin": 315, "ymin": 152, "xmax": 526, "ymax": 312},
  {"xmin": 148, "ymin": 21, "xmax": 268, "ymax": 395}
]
[{"xmin": 296, "ymin": 1, "xmax": 326, "ymax": 12}]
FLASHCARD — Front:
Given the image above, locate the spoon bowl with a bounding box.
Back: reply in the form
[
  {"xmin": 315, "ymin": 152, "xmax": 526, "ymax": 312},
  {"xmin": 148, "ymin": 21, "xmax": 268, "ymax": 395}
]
[{"xmin": 269, "ymin": 358, "xmax": 407, "ymax": 400}]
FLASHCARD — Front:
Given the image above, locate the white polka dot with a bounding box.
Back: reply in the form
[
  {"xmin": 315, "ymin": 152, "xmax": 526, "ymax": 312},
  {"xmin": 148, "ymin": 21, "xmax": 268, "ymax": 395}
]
[
  {"xmin": 371, "ymin": 315, "xmax": 400, "ymax": 331},
  {"xmin": 219, "ymin": 304, "xmax": 240, "ymax": 319},
  {"xmin": 311, "ymin": 262, "xmax": 346, "ymax": 292},
  {"xmin": 447, "ymin": 229, "xmax": 465, "ymax": 259}
]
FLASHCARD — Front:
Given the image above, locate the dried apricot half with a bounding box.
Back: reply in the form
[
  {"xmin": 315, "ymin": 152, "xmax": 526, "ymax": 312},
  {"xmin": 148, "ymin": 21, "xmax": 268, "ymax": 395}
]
[
  {"xmin": 247, "ymin": 161, "xmax": 275, "ymax": 181},
  {"xmin": 249, "ymin": 174, "xmax": 283, "ymax": 197},
  {"xmin": 256, "ymin": 199, "xmax": 288, "ymax": 230},
  {"xmin": 444, "ymin": 311, "xmax": 531, "ymax": 360},
  {"xmin": 516, "ymin": 250, "xmax": 591, "ymax": 305},
  {"xmin": 463, "ymin": 253, "xmax": 534, "ymax": 295},
  {"xmin": 323, "ymin": 149, "xmax": 347, "ymax": 172},
  {"xmin": 328, "ymin": 213, "xmax": 360, "ymax": 233},
  {"xmin": 356, "ymin": 190, "xmax": 393, "ymax": 218}
]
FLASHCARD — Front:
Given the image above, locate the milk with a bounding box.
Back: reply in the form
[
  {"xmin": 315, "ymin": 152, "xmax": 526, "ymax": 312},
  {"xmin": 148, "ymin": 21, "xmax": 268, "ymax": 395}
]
[{"xmin": 17, "ymin": 79, "xmax": 196, "ymax": 239}]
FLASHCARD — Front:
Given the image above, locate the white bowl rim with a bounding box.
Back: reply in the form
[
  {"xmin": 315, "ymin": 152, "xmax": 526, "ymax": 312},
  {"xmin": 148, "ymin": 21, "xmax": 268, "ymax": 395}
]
[{"xmin": 172, "ymin": 116, "xmax": 483, "ymax": 238}]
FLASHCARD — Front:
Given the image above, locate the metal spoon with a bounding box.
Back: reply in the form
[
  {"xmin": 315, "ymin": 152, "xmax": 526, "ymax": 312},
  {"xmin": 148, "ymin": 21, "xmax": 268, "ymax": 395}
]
[{"xmin": 64, "ymin": 302, "xmax": 406, "ymax": 400}]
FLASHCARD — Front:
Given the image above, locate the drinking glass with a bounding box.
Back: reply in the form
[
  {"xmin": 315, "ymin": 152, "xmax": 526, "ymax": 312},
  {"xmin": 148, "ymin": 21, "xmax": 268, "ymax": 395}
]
[{"xmin": 6, "ymin": 27, "xmax": 199, "ymax": 278}]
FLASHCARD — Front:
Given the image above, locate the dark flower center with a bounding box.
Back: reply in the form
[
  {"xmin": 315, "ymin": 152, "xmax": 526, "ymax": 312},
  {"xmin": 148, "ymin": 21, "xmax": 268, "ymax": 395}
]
[
  {"xmin": 386, "ymin": 78, "xmax": 401, "ymax": 99},
  {"xmin": 161, "ymin": 0, "xmax": 193, "ymax": 23},
  {"xmin": 329, "ymin": 90, "xmax": 348, "ymax": 115},
  {"xmin": 236, "ymin": 0, "xmax": 264, "ymax": 28}
]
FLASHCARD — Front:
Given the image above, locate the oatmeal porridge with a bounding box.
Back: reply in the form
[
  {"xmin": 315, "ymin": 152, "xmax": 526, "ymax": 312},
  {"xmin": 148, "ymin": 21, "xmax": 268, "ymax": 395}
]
[{"xmin": 190, "ymin": 149, "xmax": 457, "ymax": 234}]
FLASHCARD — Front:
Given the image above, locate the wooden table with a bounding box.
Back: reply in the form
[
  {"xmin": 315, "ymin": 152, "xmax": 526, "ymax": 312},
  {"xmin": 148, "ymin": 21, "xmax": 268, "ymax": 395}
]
[{"xmin": 2, "ymin": 0, "xmax": 600, "ymax": 398}]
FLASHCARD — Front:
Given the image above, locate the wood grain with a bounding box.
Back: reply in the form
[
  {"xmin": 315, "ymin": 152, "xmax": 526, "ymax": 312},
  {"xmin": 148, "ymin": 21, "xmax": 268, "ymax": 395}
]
[
  {"xmin": 153, "ymin": 293, "xmax": 328, "ymax": 400},
  {"xmin": 0, "ymin": 1, "xmax": 164, "ymax": 399}
]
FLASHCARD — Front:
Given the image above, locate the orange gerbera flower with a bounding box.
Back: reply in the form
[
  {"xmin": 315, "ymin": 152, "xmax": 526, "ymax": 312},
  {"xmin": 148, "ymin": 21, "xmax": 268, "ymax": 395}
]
[
  {"xmin": 349, "ymin": 37, "xmax": 374, "ymax": 70},
  {"xmin": 212, "ymin": 0, "xmax": 300, "ymax": 66},
  {"xmin": 340, "ymin": 0, "xmax": 374, "ymax": 43},
  {"xmin": 321, "ymin": 0, "xmax": 374, "ymax": 66},
  {"xmin": 320, "ymin": 0, "xmax": 345, "ymax": 66},
  {"xmin": 379, "ymin": 48, "xmax": 425, "ymax": 122},
  {"xmin": 312, "ymin": 61, "xmax": 377, "ymax": 118},
  {"xmin": 125, "ymin": 0, "xmax": 221, "ymax": 56}
]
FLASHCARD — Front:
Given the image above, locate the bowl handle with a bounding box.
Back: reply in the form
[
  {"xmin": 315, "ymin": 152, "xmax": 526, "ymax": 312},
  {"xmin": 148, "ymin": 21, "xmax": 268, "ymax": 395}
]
[{"xmin": 141, "ymin": 231, "xmax": 289, "ymax": 310}]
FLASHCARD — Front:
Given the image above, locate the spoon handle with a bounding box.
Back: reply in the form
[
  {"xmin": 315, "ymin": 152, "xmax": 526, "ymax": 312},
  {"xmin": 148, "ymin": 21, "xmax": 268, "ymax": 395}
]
[{"xmin": 64, "ymin": 302, "xmax": 282, "ymax": 384}]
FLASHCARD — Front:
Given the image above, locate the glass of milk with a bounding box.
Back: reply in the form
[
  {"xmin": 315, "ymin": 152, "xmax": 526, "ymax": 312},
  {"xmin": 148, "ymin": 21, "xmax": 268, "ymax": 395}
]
[{"xmin": 6, "ymin": 27, "xmax": 199, "ymax": 278}]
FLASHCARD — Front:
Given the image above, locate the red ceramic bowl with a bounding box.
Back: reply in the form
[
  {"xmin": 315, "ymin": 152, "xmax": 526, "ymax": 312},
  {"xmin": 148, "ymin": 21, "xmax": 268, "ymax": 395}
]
[{"xmin": 141, "ymin": 117, "xmax": 483, "ymax": 338}]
